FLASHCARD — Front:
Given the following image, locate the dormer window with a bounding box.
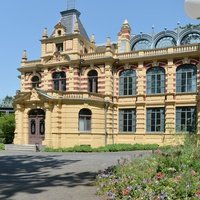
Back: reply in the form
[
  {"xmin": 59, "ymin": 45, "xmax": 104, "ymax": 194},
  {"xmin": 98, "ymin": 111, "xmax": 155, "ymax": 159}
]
[
  {"xmin": 57, "ymin": 30, "xmax": 62, "ymax": 36},
  {"xmin": 56, "ymin": 43, "xmax": 63, "ymax": 52}
]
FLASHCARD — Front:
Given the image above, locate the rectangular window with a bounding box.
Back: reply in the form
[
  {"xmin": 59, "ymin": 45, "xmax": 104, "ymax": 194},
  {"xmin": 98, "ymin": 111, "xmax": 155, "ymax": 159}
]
[
  {"xmin": 176, "ymin": 71, "xmax": 196, "ymax": 93},
  {"xmin": 56, "ymin": 43, "xmax": 63, "ymax": 52},
  {"xmin": 119, "ymin": 109, "xmax": 136, "ymax": 132},
  {"xmin": 79, "ymin": 116, "xmax": 91, "ymax": 132},
  {"xmin": 147, "ymin": 73, "xmax": 165, "ymax": 94},
  {"xmin": 176, "ymin": 107, "xmax": 196, "ymax": 133},
  {"xmin": 119, "ymin": 75, "xmax": 136, "ymax": 96},
  {"xmin": 147, "ymin": 108, "xmax": 165, "ymax": 132}
]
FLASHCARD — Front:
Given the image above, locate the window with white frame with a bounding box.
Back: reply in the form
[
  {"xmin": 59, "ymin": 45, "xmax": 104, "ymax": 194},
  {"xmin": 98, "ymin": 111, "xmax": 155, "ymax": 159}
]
[{"xmin": 119, "ymin": 109, "xmax": 136, "ymax": 132}]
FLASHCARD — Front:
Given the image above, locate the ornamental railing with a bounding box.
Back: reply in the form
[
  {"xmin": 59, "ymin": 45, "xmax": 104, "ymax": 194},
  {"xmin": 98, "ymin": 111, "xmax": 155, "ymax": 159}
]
[
  {"xmin": 45, "ymin": 91, "xmax": 105, "ymax": 101},
  {"xmin": 117, "ymin": 44, "xmax": 200, "ymax": 59}
]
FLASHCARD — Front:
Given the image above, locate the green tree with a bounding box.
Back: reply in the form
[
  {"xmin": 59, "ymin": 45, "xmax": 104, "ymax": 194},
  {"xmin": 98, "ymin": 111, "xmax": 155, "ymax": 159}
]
[
  {"xmin": 0, "ymin": 96, "xmax": 14, "ymax": 108},
  {"xmin": 0, "ymin": 114, "xmax": 15, "ymax": 144}
]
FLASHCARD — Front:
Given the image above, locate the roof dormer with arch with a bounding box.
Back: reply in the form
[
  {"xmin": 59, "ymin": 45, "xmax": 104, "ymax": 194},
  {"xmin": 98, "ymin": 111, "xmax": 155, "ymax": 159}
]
[{"xmin": 130, "ymin": 25, "xmax": 200, "ymax": 51}]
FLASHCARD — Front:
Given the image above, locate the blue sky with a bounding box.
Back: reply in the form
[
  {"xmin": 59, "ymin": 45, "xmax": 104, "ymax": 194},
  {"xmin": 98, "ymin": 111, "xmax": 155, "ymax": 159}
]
[{"xmin": 0, "ymin": 0, "xmax": 198, "ymax": 99}]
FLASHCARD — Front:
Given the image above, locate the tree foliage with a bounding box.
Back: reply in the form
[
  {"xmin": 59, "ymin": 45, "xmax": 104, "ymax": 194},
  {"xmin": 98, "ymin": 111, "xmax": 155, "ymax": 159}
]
[
  {"xmin": 0, "ymin": 96, "xmax": 14, "ymax": 108},
  {"xmin": 0, "ymin": 114, "xmax": 15, "ymax": 144}
]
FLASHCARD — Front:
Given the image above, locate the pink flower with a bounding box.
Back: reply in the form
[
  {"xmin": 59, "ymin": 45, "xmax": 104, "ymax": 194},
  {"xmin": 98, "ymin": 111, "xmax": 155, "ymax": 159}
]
[
  {"xmin": 122, "ymin": 188, "xmax": 130, "ymax": 196},
  {"xmin": 191, "ymin": 170, "xmax": 197, "ymax": 176},
  {"xmin": 156, "ymin": 172, "xmax": 165, "ymax": 180},
  {"xmin": 195, "ymin": 190, "xmax": 200, "ymax": 197}
]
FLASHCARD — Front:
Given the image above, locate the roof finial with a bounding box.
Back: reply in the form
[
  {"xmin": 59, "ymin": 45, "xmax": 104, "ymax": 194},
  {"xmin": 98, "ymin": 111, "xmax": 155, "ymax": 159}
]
[
  {"xmin": 91, "ymin": 34, "xmax": 95, "ymax": 44},
  {"xmin": 151, "ymin": 25, "xmax": 155, "ymax": 39},
  {"xmin": 106, "ymin": 37, "xmax": 111, "ymax": 47},
  {"xmin": 67, "ymin": 0, "xmax": 76, "ymax": 10},
  {"xmin": 21, "ymin": 50, "xmax": 28, "ymax": 62},
  {"xmin": 42, "ymin": 27, "xmax": 48, "ymax": 39}
]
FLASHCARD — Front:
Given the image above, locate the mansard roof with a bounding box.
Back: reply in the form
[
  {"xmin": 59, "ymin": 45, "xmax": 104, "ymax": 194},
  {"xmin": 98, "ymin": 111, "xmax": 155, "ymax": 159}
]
[
  {"xmin": 131, "ymin": 25, "xmax": 200, "ymax": 51},
  {"xmin": 57, "ymin": 8, "xmax": 89, "ymax": 40}
]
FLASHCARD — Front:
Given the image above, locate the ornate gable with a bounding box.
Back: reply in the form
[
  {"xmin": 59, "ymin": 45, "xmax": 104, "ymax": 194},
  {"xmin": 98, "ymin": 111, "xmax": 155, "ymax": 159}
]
[
  {"xmin": 53, "ymin": 22, "xmax": 66, "ymax": 37},
  {"xmin": 14, "ymin": 89, "xmax": 52, "ymax": 105}
]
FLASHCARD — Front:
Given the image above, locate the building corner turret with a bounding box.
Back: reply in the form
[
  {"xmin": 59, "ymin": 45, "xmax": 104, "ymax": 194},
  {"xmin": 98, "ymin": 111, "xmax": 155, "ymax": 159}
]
[{"xmin": 117, "ymin": 19, "xmax": 131, "ymax": 53}]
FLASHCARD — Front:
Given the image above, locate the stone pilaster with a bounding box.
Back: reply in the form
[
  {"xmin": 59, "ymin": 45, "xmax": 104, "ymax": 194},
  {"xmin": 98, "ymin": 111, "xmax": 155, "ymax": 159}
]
[
  {"xmin": 136, "ymin": 62, "xmax": 146, "ymax": 134},
  {"xmin": 165, "ymin": 59, "xmax": 176, "ymax": 134},
  {"xmin": 43, "ymin": 103, "xmax": 53, "ymax": 147},
  {"xmin": 14, "ymin": 105, "xmax": 25, "ymax": 144},
  {"xmin": 68, "ymin": 65, "xmax": 74, "ymax": 91},
  {"xmin": 104, "ymin": 63, "xmax": 113, "ymax": 97}
]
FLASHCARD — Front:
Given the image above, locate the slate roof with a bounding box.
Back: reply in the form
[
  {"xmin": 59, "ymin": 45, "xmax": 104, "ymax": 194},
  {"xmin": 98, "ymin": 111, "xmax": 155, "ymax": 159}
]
[{"xmin": 59, "ymin": 9, "xmax": 89, "ymax": 41}]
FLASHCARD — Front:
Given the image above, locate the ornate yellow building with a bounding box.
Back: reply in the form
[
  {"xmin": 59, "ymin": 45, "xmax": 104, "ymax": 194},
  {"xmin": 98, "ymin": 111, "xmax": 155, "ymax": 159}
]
[{"xmin": 14, "ymin": 7, "xmax": 200, "ymax": 148}]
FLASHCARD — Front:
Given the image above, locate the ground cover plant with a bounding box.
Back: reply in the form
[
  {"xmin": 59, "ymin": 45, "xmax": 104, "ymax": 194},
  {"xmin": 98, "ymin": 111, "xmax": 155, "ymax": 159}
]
[
  {"xmin": 95, "ymin": 138, "xmax": 200, "ymax": 199},
  {"xmin": 44, "ymin": 143, "xmax": 159, "ymax": 153}
]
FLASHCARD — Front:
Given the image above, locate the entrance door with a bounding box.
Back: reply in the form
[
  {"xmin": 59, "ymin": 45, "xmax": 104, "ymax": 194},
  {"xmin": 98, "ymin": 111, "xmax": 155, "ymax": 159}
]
[{"xmin": 28, "ymin": 109, "xmax": 45, "ymax": 144}]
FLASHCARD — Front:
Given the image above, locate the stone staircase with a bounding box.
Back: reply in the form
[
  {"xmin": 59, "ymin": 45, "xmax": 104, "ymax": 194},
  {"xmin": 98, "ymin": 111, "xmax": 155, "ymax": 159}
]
[{"xmin": 5, "ymin": 144, "xmax": 38, "ymax": 152}]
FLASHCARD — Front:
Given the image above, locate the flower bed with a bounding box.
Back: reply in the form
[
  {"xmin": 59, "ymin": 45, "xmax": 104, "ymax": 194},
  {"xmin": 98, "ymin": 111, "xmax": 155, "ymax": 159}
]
[{"xmin": 96, "ymin": 142, "xmax": 200, "ymax": 199}]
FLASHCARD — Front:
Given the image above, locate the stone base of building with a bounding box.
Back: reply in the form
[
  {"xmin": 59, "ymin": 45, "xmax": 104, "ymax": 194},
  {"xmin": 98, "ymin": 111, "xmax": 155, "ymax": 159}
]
[{"xmin": 14, "ymin": 132, "xmax": 191, "ymax": 148}]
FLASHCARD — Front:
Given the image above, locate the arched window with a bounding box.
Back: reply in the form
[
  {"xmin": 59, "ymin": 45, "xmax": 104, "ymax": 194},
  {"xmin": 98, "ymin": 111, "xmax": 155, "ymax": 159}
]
[
  {"xmin": 79, "ymin": 109, "xmax": 92, "ymax": 132},
  {"xmin": 180, "ymin": 33, "xmax": 200, "ymax": 45},
  {"xmin": 176, "ymin": 64, "xmax": 197, "ymax": 93},
  {"xmin": 155, "ymin": 36, "xmax": 176, "ymax": 48},
  {"xmin": 132, "ymin": 39, "xmax": 151, "ymax": 51},
  {"xmin": 31, "ymin": 76, "xmax": 40, "ymax": 88},
  {"xmin": 88, "ymin": 70, "xmax": 98, "ymax": 93},
  {"xmin": 119, "ymin": 70, "xmax": 136, "ymax": 96},
  {"xmin": 52, "ymin": 71, "xmax": 66, "ymax": 91},
  {"xmin": 146, "ymin": 67, "xmax": 165, "ymax": 94}
]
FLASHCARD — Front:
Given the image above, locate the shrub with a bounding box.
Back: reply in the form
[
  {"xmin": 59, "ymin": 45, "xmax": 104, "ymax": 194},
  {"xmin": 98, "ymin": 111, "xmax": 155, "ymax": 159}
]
[
  {"xmin": 44, "ymin": 143, "xmax": 159, "ymax": 153},
  {"xmin": 0, "ymin": 114, "xmax": 15, "ymax": 144},
  {"xmin": 44, "ymin": 145, "xmax": 93, "ymax": 152},
  {"xmin": 0, "ymin": 143, "xmax": 5, "ymax": 150}
]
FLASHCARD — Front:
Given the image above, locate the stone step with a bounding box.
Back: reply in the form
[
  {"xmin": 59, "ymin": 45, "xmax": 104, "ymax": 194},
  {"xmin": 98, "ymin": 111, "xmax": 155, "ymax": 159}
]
[{"xmin": 5, "ymin": 144, "xmax": 40, "ymax": 152}]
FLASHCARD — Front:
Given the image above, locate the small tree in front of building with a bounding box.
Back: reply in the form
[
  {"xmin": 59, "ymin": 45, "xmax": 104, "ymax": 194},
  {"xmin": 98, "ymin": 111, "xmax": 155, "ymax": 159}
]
[{"xmin": 0, "ymin": 114, "xmax": 15, "ymax": 144}]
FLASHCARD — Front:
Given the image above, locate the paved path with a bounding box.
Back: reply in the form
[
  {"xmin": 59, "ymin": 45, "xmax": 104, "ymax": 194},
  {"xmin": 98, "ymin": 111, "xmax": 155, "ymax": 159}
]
[{"xmin": 0, "ymin": 151, "xmax": 151, "ymax": 200}]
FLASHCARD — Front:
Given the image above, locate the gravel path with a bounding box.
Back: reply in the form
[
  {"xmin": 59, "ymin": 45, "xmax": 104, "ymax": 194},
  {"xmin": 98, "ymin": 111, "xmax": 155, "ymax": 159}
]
[{"xmin": 0, "ymin": 151, "xmax": 151, "ymax": 200}]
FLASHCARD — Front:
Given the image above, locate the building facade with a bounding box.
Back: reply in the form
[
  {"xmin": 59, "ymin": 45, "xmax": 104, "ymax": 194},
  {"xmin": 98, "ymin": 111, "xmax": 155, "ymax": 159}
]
[{"xmin": 14, "ymin": 8, "xmax": 200, "ymax": 147}]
